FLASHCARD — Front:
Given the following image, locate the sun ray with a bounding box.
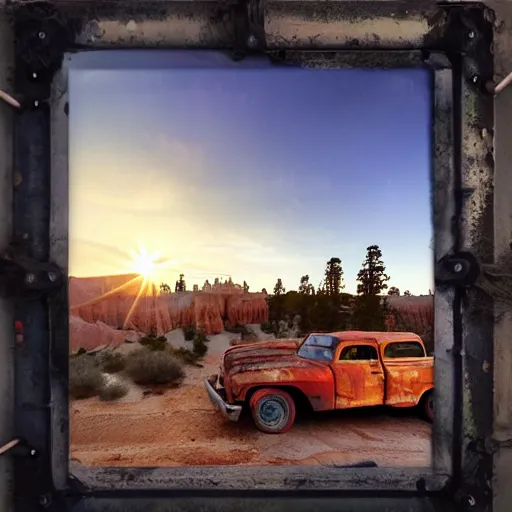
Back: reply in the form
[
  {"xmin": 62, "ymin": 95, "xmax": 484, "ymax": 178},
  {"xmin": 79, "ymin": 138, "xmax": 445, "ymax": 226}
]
[
  {"xmin": 70, "ymin": 275, "xmax": 145, "ymax": 310},
  {"xmin": 123, "ymin": 277, "xmax": 151, "ymax": 330}
]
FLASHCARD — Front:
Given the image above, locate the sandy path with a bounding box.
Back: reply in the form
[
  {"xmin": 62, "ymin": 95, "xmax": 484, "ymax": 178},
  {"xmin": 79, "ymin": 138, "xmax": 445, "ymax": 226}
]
[{"xmin": 71, "ymin": 365, "xmax": 431, "ymax": 468}]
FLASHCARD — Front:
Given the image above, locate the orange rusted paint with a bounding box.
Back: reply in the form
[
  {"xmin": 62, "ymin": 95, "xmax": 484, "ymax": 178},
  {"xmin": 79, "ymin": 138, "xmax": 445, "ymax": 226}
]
[{"xmin": 219, "ymin": 331, "xmax": 434, "ymax": 416}]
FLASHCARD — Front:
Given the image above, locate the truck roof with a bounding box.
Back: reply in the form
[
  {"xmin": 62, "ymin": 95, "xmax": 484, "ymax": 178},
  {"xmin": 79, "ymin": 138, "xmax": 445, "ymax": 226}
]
[{"xmin": 313, "ymin": 331, "xmax": 423, "ymax": 345}]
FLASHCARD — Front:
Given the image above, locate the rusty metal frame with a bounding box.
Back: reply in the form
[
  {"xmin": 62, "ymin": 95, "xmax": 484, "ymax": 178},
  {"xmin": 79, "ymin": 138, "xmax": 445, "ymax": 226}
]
[{"xmin": 9, "ymin": 1, "xmax": 497, "ymax": 511}]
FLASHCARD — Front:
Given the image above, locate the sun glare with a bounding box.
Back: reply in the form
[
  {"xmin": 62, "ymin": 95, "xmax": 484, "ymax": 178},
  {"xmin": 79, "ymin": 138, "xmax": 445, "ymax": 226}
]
[{"xmin": 130, "ymin": 248, "xmax": 158, "ymax": 280}]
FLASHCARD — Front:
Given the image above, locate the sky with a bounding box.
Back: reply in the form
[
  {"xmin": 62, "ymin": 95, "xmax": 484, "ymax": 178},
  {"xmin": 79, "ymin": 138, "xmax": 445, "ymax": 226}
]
[{"xmin": 68, "ymin": 50, "xmax": 433, "ymax": 295}]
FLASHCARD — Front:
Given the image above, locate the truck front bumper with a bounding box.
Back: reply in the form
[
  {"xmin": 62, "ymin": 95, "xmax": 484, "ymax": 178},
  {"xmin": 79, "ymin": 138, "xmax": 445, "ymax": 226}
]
[{"xmin": 204, "ymin": 375, "xmax": 242, "ymax": 423}]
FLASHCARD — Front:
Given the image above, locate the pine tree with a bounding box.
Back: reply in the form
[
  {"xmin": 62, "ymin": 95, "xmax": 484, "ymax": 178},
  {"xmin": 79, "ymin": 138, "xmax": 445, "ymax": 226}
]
[
  {"xmin": 298, "ymin": 275, "xmax": 315, "ymax": 295},
  {"xmin": 356, "ymin": 245, "xmax": 390, "ymax": 296},
  {"xmin": 324, "ymin": 257, "xmax": 344, "ymax": 296},
  {"xmin": 160, "ymin": 282, "xmax": 171, "ymax": 294},
  {"xmin": 273, "ymin": 278, "xmax": 285, "ymax": 296}
]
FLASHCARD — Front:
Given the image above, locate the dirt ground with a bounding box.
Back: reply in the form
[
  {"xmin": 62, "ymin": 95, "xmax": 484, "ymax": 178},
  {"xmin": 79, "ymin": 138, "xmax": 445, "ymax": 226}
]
[{"xmin": 70, "ymin": 335, "xmax": 432, "ymax": 468}]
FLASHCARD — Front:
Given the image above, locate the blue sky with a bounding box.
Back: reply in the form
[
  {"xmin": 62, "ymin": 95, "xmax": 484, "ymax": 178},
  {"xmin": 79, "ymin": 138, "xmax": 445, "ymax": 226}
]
[{"xmin": 68, "ymin": 51, "xmax": 433, "ymax": 295}]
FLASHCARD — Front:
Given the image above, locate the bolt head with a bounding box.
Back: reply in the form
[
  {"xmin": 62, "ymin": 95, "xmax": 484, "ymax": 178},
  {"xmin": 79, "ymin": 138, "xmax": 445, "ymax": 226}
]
[
  {"xmin": 247, "ymin": 35, "xmax": 258, "ymax": 48},
  {"xmin": 30, "ymin": 449, "xmax": 36, "ymax": 456},
  {"xmin": 453, "ymin": 263, "xmax": 463, "ymax": 273},
  {"xmin": 47, "ymin": 271, "xmax": 58, "ymax": 283},
  {"xmin": 38, "ymin": 31, "xmax": 46, "ymax": 40},
  {"xmin": 25, "ymin": 273, "xmax": 36, "ymax": 284},
  {"xmin": 469, "ymin": 31, "xmax": 475, "ymax": 39},
  {"xmin": 472, "ymin": 75, "xmax": 479, "ymax": 83}
]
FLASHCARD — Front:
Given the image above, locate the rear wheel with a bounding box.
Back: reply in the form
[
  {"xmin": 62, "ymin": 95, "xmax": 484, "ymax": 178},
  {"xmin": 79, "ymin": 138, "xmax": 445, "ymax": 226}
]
[
  {"xmin": 249, "ymin": 388, "xmax": 296, "ymax": 434},
  {"xmin": 422, "ymin": 390, "xmax": 434, "ymax": 423}
]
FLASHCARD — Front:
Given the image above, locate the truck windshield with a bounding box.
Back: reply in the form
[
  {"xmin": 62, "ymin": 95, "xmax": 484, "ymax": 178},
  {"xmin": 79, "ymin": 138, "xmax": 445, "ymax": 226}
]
[{"xmin": 297, "ymin": 334, "xmax": 338, "ymax": 362}]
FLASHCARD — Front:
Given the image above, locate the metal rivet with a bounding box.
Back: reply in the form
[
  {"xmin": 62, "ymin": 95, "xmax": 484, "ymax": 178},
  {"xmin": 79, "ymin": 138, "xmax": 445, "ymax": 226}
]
[
  {"xmin": 34, "ymin": 100, "xmax": 39, "ymax": 107},
  {"xmin": 247, "ymin": 35, "xmax": 258, "ymax": 48},
  {"xmin": 454, "ymin": 263, "xmax": 463, "ymax": 273},
  {"xmin": 38, "ymin": 31, "xmax": 46, "ymax": 40},
  {"xmin": 472, "ymin": 75, "xmax": 479, "ymax": 84},
  {"xmin": 47, "ymin": 272, "xmax": 58, "ymax": 283},
  {"xmin": 25, "ymin": 273, "xmax": 36, "ymax": 284},
  {"xmin": 30, "ymin": 449, "xmax": 36, "ymax": 456},
  {"xmin": 467, "ymin": 495, "xmax": 476, "ymax": 507},
  {"xmin": 32, "ymin": 72, "xmax": 37, "ymax": 79},
  {"xmin": 469, "ymin": 31, "xmax": 475, "ymax": 39}
]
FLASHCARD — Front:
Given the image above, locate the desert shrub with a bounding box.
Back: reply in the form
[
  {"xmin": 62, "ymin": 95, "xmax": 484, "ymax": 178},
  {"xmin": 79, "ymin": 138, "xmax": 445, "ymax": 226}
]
[
  {"xmin": 96, "ymin": 351, "xmax": 126, "ymax": 373},
  {"xmin": 125, "ymin": 349, "xmax": 185, "ymax": 386},
  {"xmin": 192, "ymin": 332, "xmax": 208, "ymax": 358},
  {"xmin": 170, "ymin": 346, "xmax": 200, "ymax": 365},
  {"xmin": 182, "ymin": 325, "xmax": 196, "ymax": 341},
  {"xmin": 69, "ymin": 356, "xmax": 104, "ymax": 399},
  {"xmin": 139, "ymin": 332, "xmax": 167, "ymax": 351},
  {"xmin": 99, "ymin": 379, "xmax": 130, "ymax": 401}
]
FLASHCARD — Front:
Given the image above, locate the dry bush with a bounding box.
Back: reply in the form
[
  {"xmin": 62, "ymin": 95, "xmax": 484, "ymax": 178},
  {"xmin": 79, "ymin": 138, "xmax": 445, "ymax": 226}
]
[
  {"xmin": 192, "ymin": 332, "xmax": 208, "ymax": 358},
  {"xmin": 169, "ymin": 346, "xmax": 200, "ymax": 365},
  {"xmin": 125, "ymin": 348, "xmax": 185, "ymax": 386},
  {"xmin": 182, "ymin": 325, "xmax": 196, "ymax": 341},
  {"xmin": 69, "ymin": 356, "xmax": 104, "ymax": 399},
  {"xmin": 99, "ymin": 380, "xmax": 130, "ymax": 401},
  {"xmin": 139, "ymin": 332, "xmax": 167, "ymax": 351},
  {"xmin": 96, "ymin": 351, "xmax": 126, "ymax": 373}
]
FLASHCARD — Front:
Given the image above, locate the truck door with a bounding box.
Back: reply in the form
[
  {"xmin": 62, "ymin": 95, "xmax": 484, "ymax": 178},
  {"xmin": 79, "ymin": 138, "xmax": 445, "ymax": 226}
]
[
  {"xmin": 380, "ymin": 340, "xmax": 431, "ymax": 406},
  {"xmin": 332, "ymin": 343, "xmax": 385, "ymax": 409}
]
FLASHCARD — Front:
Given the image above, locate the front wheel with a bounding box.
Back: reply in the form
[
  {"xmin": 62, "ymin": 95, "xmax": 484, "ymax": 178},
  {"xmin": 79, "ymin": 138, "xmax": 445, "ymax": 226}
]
[
  {"xmin": 422, "ymin": 390, "xmax": 434, "ymax": 423},
  {"xmin": 249, "ymin": 388, "xmax": 296, "ymax": 434}
]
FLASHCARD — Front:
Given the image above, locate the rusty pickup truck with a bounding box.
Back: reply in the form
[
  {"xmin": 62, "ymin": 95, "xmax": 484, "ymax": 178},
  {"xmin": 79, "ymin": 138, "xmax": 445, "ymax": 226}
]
[{"xmin": 204, "ymin": 331, "xmax": 434, "ymax": 434}]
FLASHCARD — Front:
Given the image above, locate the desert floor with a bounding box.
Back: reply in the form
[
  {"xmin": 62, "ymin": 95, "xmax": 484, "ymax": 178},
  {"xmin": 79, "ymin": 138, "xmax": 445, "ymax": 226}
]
[{"xmin": 70, "ymin": 331, "xmax": 431, "ymax": 468}]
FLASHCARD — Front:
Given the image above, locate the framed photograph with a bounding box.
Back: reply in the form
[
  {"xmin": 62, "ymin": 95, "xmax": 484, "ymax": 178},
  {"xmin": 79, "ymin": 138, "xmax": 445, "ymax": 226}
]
[{"xmin": 2, "ymin": 1, "xmax": 511, "ymax": 511}]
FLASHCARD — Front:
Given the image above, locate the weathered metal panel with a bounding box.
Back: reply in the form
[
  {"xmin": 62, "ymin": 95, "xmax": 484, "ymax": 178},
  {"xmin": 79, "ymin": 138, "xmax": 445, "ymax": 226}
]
[
  {"xmin": 0, "ymin": 10, "xmax": 15, "ymax": 512},
  {"xmin": 49, "ymin": 58, "xmax": 71, "ymax": 492},
  {"xmin": 264, "ymin": 1, "xmax": 446, "ymax": 50},
  {"xmin": 457, "ymin": 51, "xmax": 495, "ymax": 508},
  {"xmin": 432, "ymin": 68, "xmax": 455, "ymax": 476}
]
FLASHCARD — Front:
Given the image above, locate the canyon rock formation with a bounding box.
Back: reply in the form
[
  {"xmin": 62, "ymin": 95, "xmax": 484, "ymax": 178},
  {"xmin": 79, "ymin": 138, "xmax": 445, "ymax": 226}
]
[{"xmin": 70, "ymin": 274, "xmax": 269, "ymax": 338}]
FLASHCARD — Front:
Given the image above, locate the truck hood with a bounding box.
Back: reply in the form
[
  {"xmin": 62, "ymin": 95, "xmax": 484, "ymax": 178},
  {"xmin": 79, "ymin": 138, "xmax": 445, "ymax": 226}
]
[{"xmin": 222, "ymin": 339, "xmax": 325, "ymax": 376}]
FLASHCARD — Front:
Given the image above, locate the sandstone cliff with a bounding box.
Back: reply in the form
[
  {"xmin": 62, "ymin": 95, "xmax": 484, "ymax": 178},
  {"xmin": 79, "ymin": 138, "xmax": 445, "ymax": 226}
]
[{"xmin": 69, "ymin": 274, "xmax": 269, "ymax": 335}]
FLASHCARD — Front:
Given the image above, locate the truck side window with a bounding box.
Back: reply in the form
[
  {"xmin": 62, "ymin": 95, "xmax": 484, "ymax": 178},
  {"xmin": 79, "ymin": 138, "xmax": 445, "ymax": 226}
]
[
  {"xmin": 383, "ymin": 341, "xmax": 425, "ymax": 358},
  {"xmin": 340, "ymin": 345, "xmax": 378, "ymax": 361}
]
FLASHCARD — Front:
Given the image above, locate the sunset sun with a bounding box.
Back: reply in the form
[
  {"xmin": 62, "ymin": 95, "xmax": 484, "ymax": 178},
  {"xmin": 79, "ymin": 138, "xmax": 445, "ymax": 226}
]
[{"xmin": 130, "ymin": 248, "xmax": 158, "ymax": 281}]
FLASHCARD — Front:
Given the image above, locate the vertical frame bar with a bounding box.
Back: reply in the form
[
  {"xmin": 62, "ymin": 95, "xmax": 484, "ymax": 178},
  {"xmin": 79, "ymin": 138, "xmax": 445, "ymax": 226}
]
[
  {"xmin": 12, "ymin": 105, "xmax": 53, "ymax": 505},
  {"xmin": 457, "ymin": 59, "xmax": 494, "ymax": 505},
  {"xmin": 49, "ymin": 57, "xmax": 71, "ymax": 492},
  {"xmin": 0, "ymin": 10, "xmax": 15, "ymax": 512},
  {"xmin": 432, "ymin": 67, "xmax": 455, "ymax": 476}
]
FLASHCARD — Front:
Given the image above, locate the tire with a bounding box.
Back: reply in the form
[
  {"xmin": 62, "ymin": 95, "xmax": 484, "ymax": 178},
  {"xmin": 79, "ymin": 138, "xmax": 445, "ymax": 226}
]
[
  {"xmin": 422, "ymin": 390, "xmax": 434, "ymax": 423},
  {"xmin": 249, "ymin": 388, "xmax": 296, "ymax": 434}
]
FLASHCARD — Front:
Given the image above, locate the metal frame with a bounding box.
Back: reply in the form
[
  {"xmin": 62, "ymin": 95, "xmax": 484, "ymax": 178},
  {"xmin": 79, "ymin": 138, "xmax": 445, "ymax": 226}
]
[{"xmin": 5, "ymin": 1, "xmax": 499, "ymax": 511}]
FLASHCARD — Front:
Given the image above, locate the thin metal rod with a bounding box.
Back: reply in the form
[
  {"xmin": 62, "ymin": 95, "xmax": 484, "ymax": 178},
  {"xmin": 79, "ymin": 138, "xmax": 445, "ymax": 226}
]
[
  {"xmin": 494, "ymin": 71, "xmax": 512, "ymax": 95},
  {"xmin": 0, "ymin": 89, "xmax": 20, "ymax": 109}
]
